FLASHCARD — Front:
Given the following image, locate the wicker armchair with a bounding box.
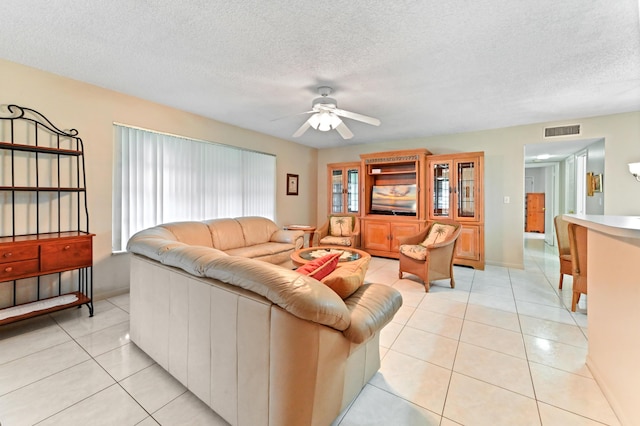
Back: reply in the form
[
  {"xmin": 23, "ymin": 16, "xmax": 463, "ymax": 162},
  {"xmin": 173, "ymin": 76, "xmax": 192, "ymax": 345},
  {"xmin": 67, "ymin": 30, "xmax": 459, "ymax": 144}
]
[
  {"xmin": 398, "ymin": 220, "xmax": 462, "ymax": 292},
  {"xmin": 315, "ymin": 214, "xmax": 361, "ymax": 248}
]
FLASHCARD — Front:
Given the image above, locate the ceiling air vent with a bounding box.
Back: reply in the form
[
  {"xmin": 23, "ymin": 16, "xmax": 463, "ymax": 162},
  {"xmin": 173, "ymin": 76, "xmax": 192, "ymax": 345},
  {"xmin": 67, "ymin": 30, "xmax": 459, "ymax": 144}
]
[{"xmin": 544, "ymin": 124, "xmax": 581, "ymax": 138}]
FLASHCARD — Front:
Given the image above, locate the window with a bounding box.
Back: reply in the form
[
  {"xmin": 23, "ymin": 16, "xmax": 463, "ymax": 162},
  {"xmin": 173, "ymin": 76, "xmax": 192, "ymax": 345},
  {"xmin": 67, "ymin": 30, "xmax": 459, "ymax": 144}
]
[{"xmin": 112, "ymin": 125, "xmax": 276, "ymax": 252}]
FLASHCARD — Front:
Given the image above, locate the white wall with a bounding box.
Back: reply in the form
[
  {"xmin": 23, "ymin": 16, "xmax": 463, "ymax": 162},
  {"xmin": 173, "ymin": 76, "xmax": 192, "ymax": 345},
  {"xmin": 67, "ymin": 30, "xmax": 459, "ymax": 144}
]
[
  {"xmin": 317, "ymin": 112, "xmax": 640, "ymax": 268},
  {"xmin": 525, "ymin": 168, "xmax": 546, "ymax": 193},
  {"xmin": 0, "ymin": 59, "xmax": 318, "ymax": 299}
]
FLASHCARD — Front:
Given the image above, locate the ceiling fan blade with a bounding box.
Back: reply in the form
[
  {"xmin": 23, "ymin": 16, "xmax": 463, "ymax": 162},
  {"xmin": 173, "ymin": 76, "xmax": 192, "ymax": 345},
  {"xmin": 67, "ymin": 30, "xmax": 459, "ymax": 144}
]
[
  {"xmin": 333, "ymin": 108, "xmax": 381, "ymax": 126},
  {"xmin": 335, "ymin": 122, "xmax": 354, "ymax": 139},
  {"xmin": 271, "ymin": 110, "xmax": 314, "ymax": 122},
  {"xmin": 292, "ymin": 119, "xmax": 312, "ymax": 137}
]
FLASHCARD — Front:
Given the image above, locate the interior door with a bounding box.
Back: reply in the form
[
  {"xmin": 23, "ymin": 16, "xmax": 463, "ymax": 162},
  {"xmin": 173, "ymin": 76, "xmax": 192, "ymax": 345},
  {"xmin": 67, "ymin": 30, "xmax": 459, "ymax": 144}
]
[{"xmin": 525, "ymin": 193, "xmax": 545, "ymax": 232}]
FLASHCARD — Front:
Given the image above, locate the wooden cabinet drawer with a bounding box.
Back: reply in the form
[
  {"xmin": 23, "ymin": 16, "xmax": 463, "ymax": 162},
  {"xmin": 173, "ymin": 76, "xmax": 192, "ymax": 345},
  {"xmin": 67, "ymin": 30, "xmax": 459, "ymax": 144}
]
[
  {"xmin": 0, "ymin": 245, "xmax": 39, "ymax": 264},
  {"xmin": 0, "ymin": 259, "xmax": 40, "ymax": 281},
  {"xmin": 40, "ymin": 240, "xmax": 92, "ymax": 273}
]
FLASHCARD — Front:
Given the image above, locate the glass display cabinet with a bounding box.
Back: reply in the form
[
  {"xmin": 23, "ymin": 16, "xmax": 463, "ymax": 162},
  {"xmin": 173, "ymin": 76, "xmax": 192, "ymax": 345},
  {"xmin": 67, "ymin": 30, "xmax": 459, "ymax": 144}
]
[
  {"xmin": 427, "ymin": 152, "xmax": 484, "ymax": 269},
  {"xmin": 327, "ymin": 162, "xmax": 361, "ymax": 214}
]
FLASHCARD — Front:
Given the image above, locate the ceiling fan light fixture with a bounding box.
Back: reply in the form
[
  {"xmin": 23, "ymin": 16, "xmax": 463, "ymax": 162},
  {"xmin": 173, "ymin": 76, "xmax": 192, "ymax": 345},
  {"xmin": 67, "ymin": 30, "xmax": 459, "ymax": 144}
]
[
  {"xmin": 290, "ymin": 86, "xmax": 379, "ymax": 139},
  {"xmin": 310, "ymin": 111, "xmax": 342, "ymax": 131}
]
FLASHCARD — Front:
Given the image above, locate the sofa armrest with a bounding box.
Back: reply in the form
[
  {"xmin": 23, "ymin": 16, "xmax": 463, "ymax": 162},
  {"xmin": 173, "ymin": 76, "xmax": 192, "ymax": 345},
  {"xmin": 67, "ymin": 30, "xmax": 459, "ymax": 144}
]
[
  {"xmin": 342, "ymin": 284, "xmax": 402, "ymax": 344},
  {"xmin": 127, "ymin": 226, "xmax": 184, "ymax": 261},
  {"xmin": 271, "ymin": 229, "xmax": 304, "ymax": 247}
]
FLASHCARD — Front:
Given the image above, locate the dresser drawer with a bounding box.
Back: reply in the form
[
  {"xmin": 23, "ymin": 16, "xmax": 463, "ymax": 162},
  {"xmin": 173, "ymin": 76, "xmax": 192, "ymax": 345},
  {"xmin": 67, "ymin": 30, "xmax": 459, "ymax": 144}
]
[
  {"xmin": 40, "ymin": 240, "xmax": 93, "ymax": 273},
  {"xmin": 0, "ymin": 245, "xmax": 39, "ymax": 264},
  {"xmin": 0, "ymin": 259, "xmax": 40, "ymax": 281}
]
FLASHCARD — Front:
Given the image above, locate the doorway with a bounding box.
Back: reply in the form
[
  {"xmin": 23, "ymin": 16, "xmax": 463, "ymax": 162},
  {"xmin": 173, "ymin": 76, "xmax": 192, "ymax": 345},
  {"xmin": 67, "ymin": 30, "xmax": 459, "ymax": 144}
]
[{"xmin": 524, "ymin": 138, "xmax": 602, "ymax": 249}]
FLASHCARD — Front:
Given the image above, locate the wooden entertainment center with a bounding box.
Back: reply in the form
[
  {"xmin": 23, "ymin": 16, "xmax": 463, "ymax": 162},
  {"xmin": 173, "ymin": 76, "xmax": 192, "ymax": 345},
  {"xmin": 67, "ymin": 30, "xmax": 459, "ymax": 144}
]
[
  {"xmin": 360, "ymin": 149, "xmax": 430, "ymax": 258},
  {"xmin": 329, "ymin": 148, "xmax": 485, "ymax": 269}
]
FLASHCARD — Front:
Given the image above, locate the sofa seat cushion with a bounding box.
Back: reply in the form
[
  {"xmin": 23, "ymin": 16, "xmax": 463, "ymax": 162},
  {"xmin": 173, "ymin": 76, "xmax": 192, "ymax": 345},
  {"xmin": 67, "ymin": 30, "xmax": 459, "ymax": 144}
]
[
  {"xmin": 343, "ymin": 283, "xmax": 403, "ymax": 344},
  {"xmin": 226, "ymin": 242, "xmax": 296, "ymax": 259},
  {"xmin": 321, "ymin": 256, "xmax": 370, "ymax": 299},
  {"xmin": 320, "ymin": 236, "xmax": 353, "ymax": 246}
]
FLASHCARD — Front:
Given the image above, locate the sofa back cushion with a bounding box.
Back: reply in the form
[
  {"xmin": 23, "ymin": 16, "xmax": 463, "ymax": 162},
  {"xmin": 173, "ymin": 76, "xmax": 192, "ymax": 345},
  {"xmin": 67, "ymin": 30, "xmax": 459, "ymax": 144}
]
[
  {"xmin": 201, "ymin": 255, "xmax": 351, "ymax": 331},
  {"xmin": 236, "ymin": 216, "xmax": 279, "ymax": 247},
  {"xmin": 160, "ymin": 221, "xmax": 214, "ymax": 247},
  {"xmin": 205, "ymin": 218, "xmax": 247, "ymax": 250}
]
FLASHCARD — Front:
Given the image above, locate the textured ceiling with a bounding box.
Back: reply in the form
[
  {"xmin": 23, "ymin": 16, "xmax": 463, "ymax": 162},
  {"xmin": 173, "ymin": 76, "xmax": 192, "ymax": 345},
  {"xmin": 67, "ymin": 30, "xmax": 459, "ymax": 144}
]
[{"xmin": 1, "ymin": 1, "xmax": 639, "ymax": 149}]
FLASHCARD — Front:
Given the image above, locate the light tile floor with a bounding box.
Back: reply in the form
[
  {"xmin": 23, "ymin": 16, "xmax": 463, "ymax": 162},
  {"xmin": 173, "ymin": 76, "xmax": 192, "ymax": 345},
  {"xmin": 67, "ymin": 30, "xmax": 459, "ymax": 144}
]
[{"xmin": 0, "ymin": 236, "xmax": 620, "ymax": 425}]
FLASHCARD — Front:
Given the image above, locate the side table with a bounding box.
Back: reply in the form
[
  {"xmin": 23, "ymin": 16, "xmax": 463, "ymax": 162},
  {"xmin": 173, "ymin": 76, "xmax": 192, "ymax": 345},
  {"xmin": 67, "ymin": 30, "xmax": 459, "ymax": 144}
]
[{"xmin": 284, "ymin": 225, "xmax": 316, "ymax": 247}]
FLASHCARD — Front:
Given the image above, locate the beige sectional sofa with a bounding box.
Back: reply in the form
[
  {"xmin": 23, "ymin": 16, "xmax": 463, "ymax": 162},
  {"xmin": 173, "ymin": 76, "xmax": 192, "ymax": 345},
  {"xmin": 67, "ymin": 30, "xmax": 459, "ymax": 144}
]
[
  {"xmin": 127, "ymin": 216, "xmax": 305, "ymax": 267},
  {"xmin": 127, "ymin": 217, "xmax": 402, "ymax": 426}
]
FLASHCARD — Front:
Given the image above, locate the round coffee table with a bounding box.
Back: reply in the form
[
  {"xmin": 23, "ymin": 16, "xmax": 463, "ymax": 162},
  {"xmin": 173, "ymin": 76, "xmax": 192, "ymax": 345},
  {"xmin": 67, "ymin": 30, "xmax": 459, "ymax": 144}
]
[{"xmin": 291, "ymin": 246, "xmax": 370, "ymax": 268}]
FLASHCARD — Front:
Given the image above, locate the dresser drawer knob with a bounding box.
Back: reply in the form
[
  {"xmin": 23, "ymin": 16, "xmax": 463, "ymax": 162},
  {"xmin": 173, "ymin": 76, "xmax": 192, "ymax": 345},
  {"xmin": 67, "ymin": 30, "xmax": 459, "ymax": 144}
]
[
  {"xmin": 3, "ymin": 252, "xmax": 11, "ymax": 258},
  {"xmin": 4, "ymin": 267, "xmax": 12, "ymax": 272},
  {"xmin": 64, "ymin": 245, "xmax": 71, "ymax": 250}
]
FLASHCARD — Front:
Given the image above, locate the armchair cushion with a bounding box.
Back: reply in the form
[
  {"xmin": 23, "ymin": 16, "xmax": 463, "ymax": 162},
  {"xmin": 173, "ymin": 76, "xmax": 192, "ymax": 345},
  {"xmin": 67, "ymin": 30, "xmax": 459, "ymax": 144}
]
[
  {"xmin": 297, "ymin": 253, "xmax": 341, "ymax": 280},
  {"xmin": 421, "ymin": 223, "xmax": 457, "ymax": 247},
  {"xmin": 399, "ymin": 244, "xmax": 427, "ymax": 261},
  {"xmin": 320, "ymin": 235, "xmax": 353, "ymax": 246},
  {"xmin": 322, "ymin": 256, "xmax": 370, "ymax": 299},
  {"xmin": 329, "ymin": 216, "xmax": 354, "ymax": 237}
]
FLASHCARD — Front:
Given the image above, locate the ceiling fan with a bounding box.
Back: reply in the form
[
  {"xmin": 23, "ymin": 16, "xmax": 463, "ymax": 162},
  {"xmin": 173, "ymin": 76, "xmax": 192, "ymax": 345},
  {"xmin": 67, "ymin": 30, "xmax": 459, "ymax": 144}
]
[{"xmin": 292, "ymin": 86, "xmax": 381, "ymax": 139}]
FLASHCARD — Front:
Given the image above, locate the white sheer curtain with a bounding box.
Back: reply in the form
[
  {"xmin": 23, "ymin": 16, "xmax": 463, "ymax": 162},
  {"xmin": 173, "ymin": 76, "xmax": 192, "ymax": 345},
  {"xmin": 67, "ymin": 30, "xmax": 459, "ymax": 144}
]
[{"xmin": 112, "ymin": 125, "xmax": 276, "ymax": 252}]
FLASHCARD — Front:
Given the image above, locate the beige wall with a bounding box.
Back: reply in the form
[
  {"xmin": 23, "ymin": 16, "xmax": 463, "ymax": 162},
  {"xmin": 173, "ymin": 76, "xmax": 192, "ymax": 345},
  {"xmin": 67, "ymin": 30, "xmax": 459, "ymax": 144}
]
[
  {"xmin": 0, "ymin": 59, "xmax": 318, "ymax": 299},
  {"xmin": 3, "ymin": 58, "xmax": 638, "ymax": 297},
  {"xmin": 318, "ymin": 111, "xmax": 640, "ymax": 268}
]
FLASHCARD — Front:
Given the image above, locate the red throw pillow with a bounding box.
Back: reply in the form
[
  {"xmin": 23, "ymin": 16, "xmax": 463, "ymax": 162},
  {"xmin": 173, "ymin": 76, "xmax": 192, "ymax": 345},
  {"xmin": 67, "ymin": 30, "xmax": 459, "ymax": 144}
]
[{"xmin": 297, "ymin": 252, "xmax": 341, "ymax": 280}]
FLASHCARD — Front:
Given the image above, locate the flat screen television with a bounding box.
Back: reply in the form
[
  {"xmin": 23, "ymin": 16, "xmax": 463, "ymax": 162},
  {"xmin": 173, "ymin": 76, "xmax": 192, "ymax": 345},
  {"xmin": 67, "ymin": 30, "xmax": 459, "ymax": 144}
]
[{"xmin": 370, "ymin": 184, "xmax": 417, "ymax": 216}]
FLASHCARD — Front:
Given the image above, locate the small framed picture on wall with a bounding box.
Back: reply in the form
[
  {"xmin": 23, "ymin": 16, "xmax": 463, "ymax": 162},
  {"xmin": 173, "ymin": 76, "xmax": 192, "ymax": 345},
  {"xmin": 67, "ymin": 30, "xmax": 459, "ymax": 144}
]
[
  {"xmin": 593, "ymin": 174, "xmax": 603, "ymax": 193},
  {"xmin": 287, "ymin": 173, "xmax": 299, "ymax": 196}
]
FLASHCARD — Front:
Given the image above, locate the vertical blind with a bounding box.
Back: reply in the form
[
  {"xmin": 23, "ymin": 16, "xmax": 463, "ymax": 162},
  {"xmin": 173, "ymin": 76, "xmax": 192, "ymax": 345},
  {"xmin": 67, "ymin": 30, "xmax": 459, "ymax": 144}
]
[{"xmin": 112, "ymin": 125, "xmax": 276, "ymax": 252}]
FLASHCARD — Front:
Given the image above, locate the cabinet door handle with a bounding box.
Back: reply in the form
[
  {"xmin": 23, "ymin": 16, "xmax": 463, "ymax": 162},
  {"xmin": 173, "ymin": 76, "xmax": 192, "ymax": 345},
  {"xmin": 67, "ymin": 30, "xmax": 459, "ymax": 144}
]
[
  {"xmin": 3, "ymin": 252, "xmax": 11, "ymax": 258},
  {"xmin": 4, "ymin": 267, "xmax": 12, "ymax": 272},
  {"xmin": 64, "ymin": 245, "xmax": 71, "ymax": 250}
]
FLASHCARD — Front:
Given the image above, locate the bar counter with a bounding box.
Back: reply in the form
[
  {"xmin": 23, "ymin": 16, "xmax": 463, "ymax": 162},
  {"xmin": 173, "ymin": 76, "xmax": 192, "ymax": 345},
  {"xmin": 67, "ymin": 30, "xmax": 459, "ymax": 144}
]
[{"xmin": 564, "ymin": 214, "xmax": 640, "ymax": 425}]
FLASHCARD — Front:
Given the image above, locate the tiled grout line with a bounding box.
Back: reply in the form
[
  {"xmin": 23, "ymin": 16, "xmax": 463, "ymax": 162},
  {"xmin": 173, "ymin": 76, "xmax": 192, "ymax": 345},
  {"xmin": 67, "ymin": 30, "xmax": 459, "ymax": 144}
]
[
  {"xmin": 517, "ymin": 238, "xmax": 609, "ymax": 425},
  {"xmin": 438, "ymin": 268, "xmax": 474, "ymax": 426},
  {"xmin": 507, "ymin": 265, "xmax": 545, "ymax": 426},
  {"xmin": 22, "ymin": 300, "xmax": 166, "ymax": 425}
]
